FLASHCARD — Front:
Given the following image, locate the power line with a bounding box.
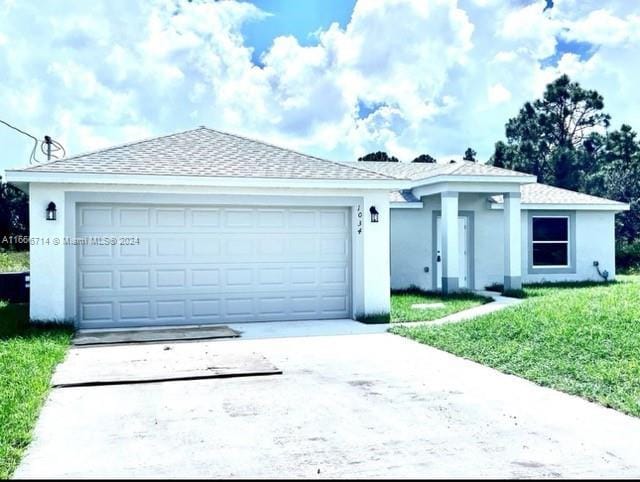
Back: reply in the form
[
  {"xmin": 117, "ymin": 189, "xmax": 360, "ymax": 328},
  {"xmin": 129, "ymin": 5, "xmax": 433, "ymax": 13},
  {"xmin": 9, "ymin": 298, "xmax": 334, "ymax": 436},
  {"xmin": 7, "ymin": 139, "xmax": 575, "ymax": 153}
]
[{"xmin": 0, "ymin": 119, "xmax": 66, "ymax": 164}]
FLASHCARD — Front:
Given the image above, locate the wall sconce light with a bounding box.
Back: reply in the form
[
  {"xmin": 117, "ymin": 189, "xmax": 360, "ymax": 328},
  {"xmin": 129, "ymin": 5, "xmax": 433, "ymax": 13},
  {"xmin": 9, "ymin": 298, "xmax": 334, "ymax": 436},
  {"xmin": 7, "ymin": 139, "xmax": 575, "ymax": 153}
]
[
  {"xmin": 46, "ymin": 202, "xmax": 57, "ymax": 221},
  {"xmin": 369, "ymin": 206, "xmax": 379, "ymax": 223}
]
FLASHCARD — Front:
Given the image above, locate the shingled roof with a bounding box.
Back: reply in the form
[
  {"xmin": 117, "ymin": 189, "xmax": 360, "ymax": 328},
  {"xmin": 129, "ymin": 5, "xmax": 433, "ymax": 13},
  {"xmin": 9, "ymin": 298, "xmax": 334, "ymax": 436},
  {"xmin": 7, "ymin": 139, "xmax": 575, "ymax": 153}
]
[
  {"xmin": 340, "ymin": 160, "xmax": 531, "ymax": 180},
  {"xmin": 490, "ymin": 183, "xmax": 628, "ymax": 206},
  {"xmin": 389, "ymin": 183, "xmax": 626, "ymax": 207},
  {"xmin": 17, "ymin": 127, "xmax": 396, "ymax": 181}
]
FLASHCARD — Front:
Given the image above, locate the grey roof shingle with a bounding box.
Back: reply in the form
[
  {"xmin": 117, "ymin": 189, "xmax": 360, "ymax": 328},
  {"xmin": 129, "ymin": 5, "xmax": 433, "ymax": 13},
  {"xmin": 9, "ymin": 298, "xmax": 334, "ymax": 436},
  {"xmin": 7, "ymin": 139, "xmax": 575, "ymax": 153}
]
[
  {"xmin": 18, "ymin": 127, "xmax": 396, "ymax": 181},
  {"xmin": 490, "ymin": 183, "xmax": 627, "ymax": 206},
  {"xmin": 390, "ymin": 183, "xmax": 627, "ymax": 207},
  {"xmin": 340, "ymin": 160, "xmax": 531, "ymax": 180}
]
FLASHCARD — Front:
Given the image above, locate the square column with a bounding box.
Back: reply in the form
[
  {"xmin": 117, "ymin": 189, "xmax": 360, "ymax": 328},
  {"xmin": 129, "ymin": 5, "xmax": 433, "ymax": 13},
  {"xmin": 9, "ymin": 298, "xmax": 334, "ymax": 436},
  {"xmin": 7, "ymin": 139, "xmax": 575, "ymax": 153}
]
[
  {"xmin": 504, "ymin": 192, "xmax": 522, "ymax": 290},
  {"xmin": 441, "ymin": 191, "xmax": 459, "ymax": 293}
]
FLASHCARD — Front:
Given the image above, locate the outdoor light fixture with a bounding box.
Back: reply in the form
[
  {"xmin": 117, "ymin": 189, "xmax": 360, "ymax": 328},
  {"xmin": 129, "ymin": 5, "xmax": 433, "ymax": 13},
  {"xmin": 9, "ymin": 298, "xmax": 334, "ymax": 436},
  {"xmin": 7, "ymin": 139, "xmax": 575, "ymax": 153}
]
[
  {"xmin": 369, "ymin": 206, "xmax": 379, "ymax": 223},
  {"xmin": 46, "ymin": 202, "xmax": 57, "ymax": 221}
]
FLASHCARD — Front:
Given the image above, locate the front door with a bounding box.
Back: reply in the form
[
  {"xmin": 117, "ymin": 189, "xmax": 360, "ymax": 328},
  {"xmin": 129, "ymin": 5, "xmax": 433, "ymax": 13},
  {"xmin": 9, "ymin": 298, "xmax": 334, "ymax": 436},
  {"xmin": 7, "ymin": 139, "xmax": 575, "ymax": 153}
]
[{"xmin": 436, "ymin": 216, "xmax": 469, "ymax": 289}]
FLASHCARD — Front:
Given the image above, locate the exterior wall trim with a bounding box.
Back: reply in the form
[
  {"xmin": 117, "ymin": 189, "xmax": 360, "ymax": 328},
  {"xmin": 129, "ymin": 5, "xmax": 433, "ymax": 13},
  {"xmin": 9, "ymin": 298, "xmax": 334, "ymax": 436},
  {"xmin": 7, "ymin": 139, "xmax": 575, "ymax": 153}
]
[
  {"xmin": 490, "ymin": 202, "xmax": 628, "ymax": 212},
  {"xmin": 6, "ymin": 171, "xmax": 408, "ymax": 190}
]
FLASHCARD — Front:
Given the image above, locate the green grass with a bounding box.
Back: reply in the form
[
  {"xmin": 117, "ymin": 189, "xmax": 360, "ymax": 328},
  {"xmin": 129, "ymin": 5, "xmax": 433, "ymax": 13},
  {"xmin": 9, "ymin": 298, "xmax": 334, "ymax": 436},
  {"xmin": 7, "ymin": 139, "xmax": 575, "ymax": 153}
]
[
  {"xmin": 0, "ymin": 302, "xmax": 72, "ymax": 479},
  {"xmin": 392, "ymin": 277, "xmax": 640, "ymax": 417},
  {"xmin": 0, "ymin": 252, "xmax": 29, "ymax": 273},
  {"xmin": 391, "ymin": 288, "xmax": 490, "ymax": 323}
]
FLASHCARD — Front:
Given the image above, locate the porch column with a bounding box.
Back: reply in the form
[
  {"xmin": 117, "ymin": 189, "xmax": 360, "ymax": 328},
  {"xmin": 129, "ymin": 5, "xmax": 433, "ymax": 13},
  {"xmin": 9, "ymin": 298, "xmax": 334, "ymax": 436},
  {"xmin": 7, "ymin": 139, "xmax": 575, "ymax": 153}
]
[
  {"xmin": 503, "ymin": 192, "xmax": 522, "ymax": 290},
  {"xmin": 441, "ymin": 191, "xmax": 459, "ymax": 293}
]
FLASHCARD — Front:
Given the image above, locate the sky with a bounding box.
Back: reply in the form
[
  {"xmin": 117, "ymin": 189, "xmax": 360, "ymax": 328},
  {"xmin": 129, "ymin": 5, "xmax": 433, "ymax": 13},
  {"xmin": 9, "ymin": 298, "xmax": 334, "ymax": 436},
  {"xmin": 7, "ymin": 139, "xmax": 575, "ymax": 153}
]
[{"xmin": 1, "ymin": 0, "xmax": 640, "ymax": 173}]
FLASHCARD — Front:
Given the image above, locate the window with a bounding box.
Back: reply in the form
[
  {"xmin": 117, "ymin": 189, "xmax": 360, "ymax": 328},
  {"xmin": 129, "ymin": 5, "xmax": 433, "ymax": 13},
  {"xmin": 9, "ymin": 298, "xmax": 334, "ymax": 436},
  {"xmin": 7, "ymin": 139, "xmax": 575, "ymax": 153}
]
[{"xmin": 531, "ymin": 216, "xmax": 569, "ymax": 267}]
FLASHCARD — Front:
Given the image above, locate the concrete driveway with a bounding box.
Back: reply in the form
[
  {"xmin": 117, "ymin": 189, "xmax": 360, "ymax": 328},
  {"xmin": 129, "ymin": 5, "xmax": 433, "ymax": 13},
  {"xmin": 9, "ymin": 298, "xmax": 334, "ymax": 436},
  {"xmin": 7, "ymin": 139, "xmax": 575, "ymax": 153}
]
[{"xmin": 15, "ymin": 329, "xmax": 640, "ymax": 478}]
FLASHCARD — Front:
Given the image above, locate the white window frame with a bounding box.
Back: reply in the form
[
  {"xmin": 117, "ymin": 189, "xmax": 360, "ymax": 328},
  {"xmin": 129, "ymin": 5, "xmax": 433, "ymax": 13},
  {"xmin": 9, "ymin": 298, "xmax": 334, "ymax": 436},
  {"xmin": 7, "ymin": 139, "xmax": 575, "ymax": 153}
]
[{"xmin": 531, "ymin": 215, "xmax": 570, "ymax": 268}]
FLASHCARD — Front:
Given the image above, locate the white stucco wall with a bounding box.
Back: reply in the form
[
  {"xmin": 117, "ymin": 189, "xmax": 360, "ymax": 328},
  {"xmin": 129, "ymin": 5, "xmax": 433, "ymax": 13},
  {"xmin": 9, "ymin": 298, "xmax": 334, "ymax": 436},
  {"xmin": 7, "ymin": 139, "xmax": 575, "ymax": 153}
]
[
  {"xmin": 29, "ymin": 184, "xmax": 67, "ymax": 321},
  {"xmin": 390, "ymin": 192, "xmax": 618, "ymax": 291},
  {"xmin": 389, "ymin": 206, "xmax": 430, "ymax": 290},
  {"xmin": 27, "ymin": 182, "xmax": 391, "ymax": 322}
]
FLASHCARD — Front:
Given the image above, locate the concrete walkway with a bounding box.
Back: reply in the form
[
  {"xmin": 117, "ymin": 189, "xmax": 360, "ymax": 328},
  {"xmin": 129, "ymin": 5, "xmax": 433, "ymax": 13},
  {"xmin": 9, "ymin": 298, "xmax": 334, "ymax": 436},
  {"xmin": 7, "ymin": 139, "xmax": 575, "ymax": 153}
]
[
  {"xmin": 394, "ymin": 290, "xmax": 523, "ymax": 328},
  {"xmin": 15, "ymin": 332, "xmax": 640, "ymax": 478}
]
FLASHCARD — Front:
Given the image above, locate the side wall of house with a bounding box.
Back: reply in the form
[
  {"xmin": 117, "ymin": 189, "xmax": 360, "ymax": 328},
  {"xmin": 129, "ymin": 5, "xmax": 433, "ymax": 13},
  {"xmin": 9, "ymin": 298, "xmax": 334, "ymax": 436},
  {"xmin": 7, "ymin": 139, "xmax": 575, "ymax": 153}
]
[
  {"xmin": 522, "ymin": 210, "xmax": 616, "ymax": 284},
  {"xmin": 390, "ymin": 193, "xmax": 618, "ymax": 291}
]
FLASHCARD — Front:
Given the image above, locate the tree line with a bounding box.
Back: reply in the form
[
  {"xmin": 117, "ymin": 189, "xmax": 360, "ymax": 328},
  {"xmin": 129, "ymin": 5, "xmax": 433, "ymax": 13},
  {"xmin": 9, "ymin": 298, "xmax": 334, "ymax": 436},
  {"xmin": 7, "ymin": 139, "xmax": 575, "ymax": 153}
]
[{"xmin": 357, "ymin": 75, "xmax": 639, "ymax": 267}]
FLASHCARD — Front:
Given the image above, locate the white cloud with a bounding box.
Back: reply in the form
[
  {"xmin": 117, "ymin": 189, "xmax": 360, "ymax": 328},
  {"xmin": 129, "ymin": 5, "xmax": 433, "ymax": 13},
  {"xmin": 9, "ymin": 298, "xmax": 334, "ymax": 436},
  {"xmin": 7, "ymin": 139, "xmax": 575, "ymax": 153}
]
[
  {"xmin": 563, "ymin": 9, "xmax": 640, "ymax": 46},
  {"xmin": 488, "ymin": 83, "xmax": 512, "ymax": 104},
  {"xmin": 1, "ymin": 0, "xmax": 639, "ymax": 169}
]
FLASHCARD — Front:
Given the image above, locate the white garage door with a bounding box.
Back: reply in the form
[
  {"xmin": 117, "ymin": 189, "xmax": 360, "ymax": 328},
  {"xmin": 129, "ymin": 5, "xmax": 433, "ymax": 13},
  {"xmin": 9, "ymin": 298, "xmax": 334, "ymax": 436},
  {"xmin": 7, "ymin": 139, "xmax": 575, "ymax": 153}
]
[{"xmin": 76, "ymin": 204, "xmax": 351, "ymax": 329}]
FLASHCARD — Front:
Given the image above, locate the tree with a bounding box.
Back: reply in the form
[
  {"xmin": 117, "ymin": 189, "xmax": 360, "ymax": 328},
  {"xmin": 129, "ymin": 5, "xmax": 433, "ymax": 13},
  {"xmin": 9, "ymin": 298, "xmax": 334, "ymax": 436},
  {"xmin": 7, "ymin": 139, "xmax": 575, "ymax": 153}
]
[
  {"xmin": 592, "ymin": 125, "xmax": 640, "ymax": 241},
  {"xmin": 489, "ymin": 75, "xmax": 640, "ymax": 243},
  {"xmin": 412, "ymin": 154, "xmax": 437, "ymax": 163},
  {"xmin": 462, "ymin": 147, "xmax": 477, "ymax": 162},
  {"xmin": 357, "ymin": 151, "xmax": 399, "ymax": 162},
  {"xmin": 0, "ymin": 179, "xmax": 29, "ymax": 251},
  {"xmin": 489, "ymin": 74, "xmax": 610, "ymax": 186},
  {"xmin": 489, "ymin": 141, "xmax": 516, "ymax": 169}
]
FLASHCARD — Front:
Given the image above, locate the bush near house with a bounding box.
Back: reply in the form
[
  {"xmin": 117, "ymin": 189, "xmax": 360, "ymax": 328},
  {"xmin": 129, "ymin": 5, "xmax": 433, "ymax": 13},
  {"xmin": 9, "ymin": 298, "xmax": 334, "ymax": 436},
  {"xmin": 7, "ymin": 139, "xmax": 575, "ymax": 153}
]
[
  {"xmin": 0, "ymin": 251, "xmax": 29, "ymax": 273},
  {"xmin": 393, "ymin": 277, "xmax": 640, "ymax": 417},
  {"xmin": 616, "ymin": 240, "xmax": 640, "ymax": 274},
  {"xmin": 0, "ymin": 302, "xmax": 72, "ymax": 479}
]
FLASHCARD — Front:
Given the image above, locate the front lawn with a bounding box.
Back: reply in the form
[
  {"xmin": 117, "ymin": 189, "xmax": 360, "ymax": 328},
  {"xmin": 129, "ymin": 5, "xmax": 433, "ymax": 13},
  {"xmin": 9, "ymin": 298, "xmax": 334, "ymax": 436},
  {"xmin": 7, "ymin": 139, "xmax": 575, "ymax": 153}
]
[
  {"xmin": 0, "ymin": 252, "xmax": 29, "ymax": 273},
  {"xmin": 391, "ymin": 289, "xmax": 490, "ymax": 323},
  {"xmin": 392, "ymin": 277, "xmax": 640, "ymax": 417},
  {"xmin": 0, "ymin": 302, "xmax": 72, "ymax": 479}
]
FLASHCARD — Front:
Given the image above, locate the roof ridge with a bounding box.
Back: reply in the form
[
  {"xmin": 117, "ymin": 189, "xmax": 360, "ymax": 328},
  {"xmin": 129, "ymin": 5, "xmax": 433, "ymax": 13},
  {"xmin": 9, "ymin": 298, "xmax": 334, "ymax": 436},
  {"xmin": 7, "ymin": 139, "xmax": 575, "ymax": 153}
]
[
  {"xmin": 23, "ymin": 126, "xmax": 206, "ymax": 171},
  {"xmin": 448, "ymin": 160, "xmax": 475, "ymax": 174},
  {"xmin": 330, "ymin": 160, "xmax": 409, "ymax": 180},
  {"xmin": 200, "ymin": 127, "xmax": 402, "ymax": 181}
]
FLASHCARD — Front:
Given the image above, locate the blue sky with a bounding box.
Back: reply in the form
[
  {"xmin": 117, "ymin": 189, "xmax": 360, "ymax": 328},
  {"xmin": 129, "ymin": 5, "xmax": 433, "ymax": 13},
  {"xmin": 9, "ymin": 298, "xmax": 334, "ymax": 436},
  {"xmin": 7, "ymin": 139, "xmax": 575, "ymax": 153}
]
[
  {"xmin": 1, "ymin": 0, "xmax": 639, "ymax": 173},
  {"xmin": 241, "ymin": 0, "xmax": 355, "ymax": 65}
]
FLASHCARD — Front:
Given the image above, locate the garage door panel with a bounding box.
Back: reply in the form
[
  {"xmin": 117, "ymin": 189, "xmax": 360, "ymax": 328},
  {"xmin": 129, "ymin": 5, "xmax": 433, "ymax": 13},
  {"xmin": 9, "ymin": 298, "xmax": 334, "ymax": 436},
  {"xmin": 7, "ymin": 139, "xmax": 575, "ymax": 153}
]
[
  {"xmin": 119, "ymin": 240, "xmax": 150, "ymax": 258},
  {"xmin": 191, "ymin": 299, "xmax": 222, "ymax": 319},
  {"xmin": 321, "ymin": 295, "xmax": 349, "ymax": 314},
  {"xmin": 81, "ymin": 271, "xmax": 113, "ymax": 290},
  {"xmin": 79, "ymin": 207, "xmax": 113, "ymax": 228},
  {"xmin": 257, "ymin": 210, "xmax": 286, "ymax": 228},
  {"xmin": 191, "ymin": 209, "xmax": 220, "ymax": 227},
  {"xmin": 156, "ymin": 208, "xmax": 186, "ymax": 227},
  {"xmin": 119, "ymin": 208, "xmax": 150, "ymax": 227},
  {"xmin": 78, "ymin": 264, "xmax": 345, "ymax": 295},
  {"xmin": 77, "ymin": 203, "xmax": 351, "ymax": 328},
  {"xmin": 119, "ymin": 301, "xmax": 151, "ymax": 321},
  {"xmin": 156, "ymin": 300, "xmax": 186, "ymax": 319},
  {"xmin": 191, "ymin": 269, "xmax": 220, "ymax": 287},
  {"xmin": 257, "ymin": 267, "xmax": 286, "ymax": 285},
  {"xmin": 225, "ymin": 209, "xmax": 254, "ymax": 228},
  {"xmin": 319, "ymin": 209, "xmax": 348, "ymax": 229},
  {"xmin": 192, "ymin": 239, "xmax": 221, "ymax": 256},
  {"xmin": 80, "ymin": 243, "xmax": 113, "ymax": 259},
  {"xmin": 81, "ymin": 302, "xmax": 113, "ymax": 322},
  {"xmin": 156, "ymin": 269, "xmax": 186, "ymax": 288},
  {"xmin": 119, "ymin": 270, "xmax": 150, "ymax": 289}
]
